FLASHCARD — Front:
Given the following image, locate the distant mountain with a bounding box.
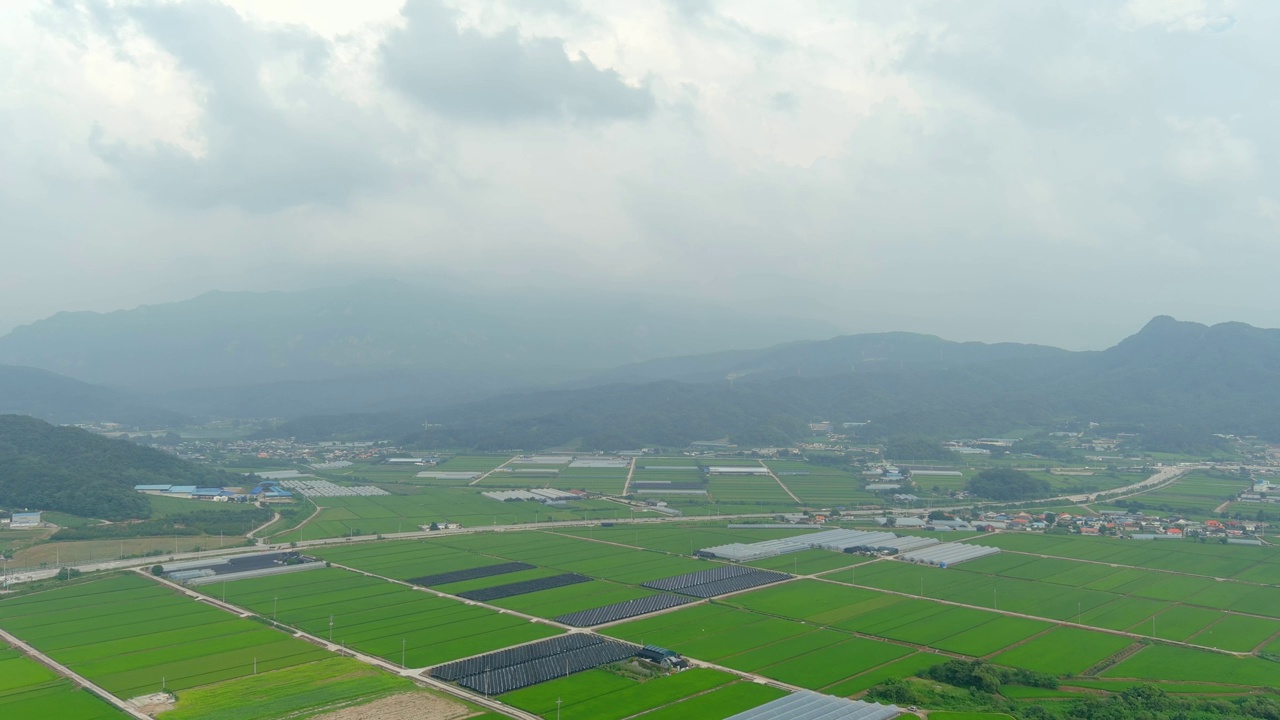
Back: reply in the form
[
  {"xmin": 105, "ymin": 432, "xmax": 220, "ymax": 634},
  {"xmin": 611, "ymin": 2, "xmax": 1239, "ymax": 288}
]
[
  {"xmin": 267, "ymin": 317, "xmax": 1280, "ymax": 450},
  {"xmin": 577, "ymin": 331, "xmax": 1069, "ymax": 386},
  {"xmin": 0, "ymin": 415, "xmax": 234, "ymax": 520},
  {"xmin": 0, "ymin": 280, "xmax": 840, "ymax": 402},
  {"xmin": 0, "ymin": 365, "xmax": 185, "ymax": 428}
]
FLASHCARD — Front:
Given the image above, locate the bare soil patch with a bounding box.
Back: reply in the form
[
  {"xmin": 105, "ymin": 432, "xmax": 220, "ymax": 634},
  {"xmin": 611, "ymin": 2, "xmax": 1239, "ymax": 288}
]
[{"xmin": 312, "ymin": 692, "xmax": 474, "ymax": 720}]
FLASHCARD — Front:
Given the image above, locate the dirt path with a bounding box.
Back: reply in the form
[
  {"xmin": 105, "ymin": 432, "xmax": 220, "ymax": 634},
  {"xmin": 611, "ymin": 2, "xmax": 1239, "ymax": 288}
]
[
  {"xmin": 621, "ymin": 457, "xmax": 637, "ymax": 495},
  {"xmin": 468, "ymin": 457, "xmax": 516, "ymax": 486},
  {"xmin": 248, "ymin": 509, "xmax": 281, "ymax": 541},
  {"xmin": 760, "ymin": 461, "xmax": 803, "ymax": 504},
  {"xmin": 0, "ymin": 626, "xmax": 152, "ymax": 720}
]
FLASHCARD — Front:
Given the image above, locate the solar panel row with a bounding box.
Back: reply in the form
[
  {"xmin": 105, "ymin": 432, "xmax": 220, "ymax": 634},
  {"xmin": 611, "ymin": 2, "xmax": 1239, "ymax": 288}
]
[
  {"xmin": 432, "ymin": 633, "xmax": 602, "ymax": 681},
  {"xmin": 675, "ymin": 571, "xmax": 791, "ymax": 598},
  {"xmin": 454, "ymin": 640, "xmax": 638, "ymax": 695},
  {"xmin": 458, "ymin": 573, "xmax": 592, "ymax": 602},
  {"xmin": 641, "ymin": 564, "xmax": 755, "ymax": 591},
  {"xmin": 554, "ymin": 593, "xmax": 694, "ymax": 627},
  {"xmin": 407, "ymin": 561, "xmax": 535, "ymax": 587},
  {"xmin": 642, "ymin": 566, "xmax": 791, "ymax": 598}
]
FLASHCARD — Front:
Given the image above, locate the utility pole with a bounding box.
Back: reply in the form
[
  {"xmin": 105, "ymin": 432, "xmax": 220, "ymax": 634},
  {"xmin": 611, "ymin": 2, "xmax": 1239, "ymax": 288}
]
[
  {"xmin": 274, "ymin": 596, "xmax": 278, "ymax": 621},
  {"xmin": 329, "ymin": 615, "xmax": 334, "ymax": 642},
  {"xmin": 402, "ymin": 638, "xmax": 406, "ymax": 669},
  {"xmin": 557, "ymin": 698, "xmax": 562, "ymax": 720}
]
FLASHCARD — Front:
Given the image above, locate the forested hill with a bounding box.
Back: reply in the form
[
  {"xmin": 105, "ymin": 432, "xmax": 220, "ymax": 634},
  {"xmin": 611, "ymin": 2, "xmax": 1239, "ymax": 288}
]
[
  {"xmin": 0, "ymin": 415, "xmax": 234, "ymax": 521},
  {"xmin": 265, "ymin": 316, "xmax": 1280, "ymax": 450}
]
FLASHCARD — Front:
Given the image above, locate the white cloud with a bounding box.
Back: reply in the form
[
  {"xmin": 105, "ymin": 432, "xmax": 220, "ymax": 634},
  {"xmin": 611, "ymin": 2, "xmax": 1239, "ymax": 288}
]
[{"xmin": 2, "ymin": 0, "xmax": 1280, "ymax": 348}]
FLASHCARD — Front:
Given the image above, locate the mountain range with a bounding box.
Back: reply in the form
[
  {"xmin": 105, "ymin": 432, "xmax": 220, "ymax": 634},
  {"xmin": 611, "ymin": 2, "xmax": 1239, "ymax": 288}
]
[{"xmin": 2, "ymin": 280, "xmax": 1277, "ymax": 451}]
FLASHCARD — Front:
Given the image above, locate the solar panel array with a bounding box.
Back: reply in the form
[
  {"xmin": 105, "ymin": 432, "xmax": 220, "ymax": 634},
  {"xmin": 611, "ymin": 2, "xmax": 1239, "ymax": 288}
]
[
  {"xmin": 457, "ymin": 573, "xmax": 592, "ymax": 602},
  {"xmin": 643, "ymin": 566, "xmax": 791, "ymax": 598},
  {"xmin": 554, "ymin": 593, "xmax": 694, "ymax": 627},
  {"xmin": 432, "ymin": 634, "xmax": 639, "ymax": 695},
  {"xmin": 724, "ymin": 691, "xmax": 902, "ymax": 720},
  {"xmin": 407, "ymin": 561, "xmax": 535, "ymax": 587}
]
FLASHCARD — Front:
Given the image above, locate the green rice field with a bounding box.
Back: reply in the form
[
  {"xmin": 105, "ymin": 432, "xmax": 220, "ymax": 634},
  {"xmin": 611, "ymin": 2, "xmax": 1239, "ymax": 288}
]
[
  {"xmin": 218, "ymin": 568, "xmax": 562, "ymax": 667},
  {"xmin": 0, "ymin": 643, "xmax": 127, "ymax": 719},
  {"xmin": 0, "ymin": 574, "xmax": 331, "ymax": 698}
]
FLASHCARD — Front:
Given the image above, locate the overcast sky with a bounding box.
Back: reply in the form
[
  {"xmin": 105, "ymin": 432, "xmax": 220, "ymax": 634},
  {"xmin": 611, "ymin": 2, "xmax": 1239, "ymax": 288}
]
[{"xmin": 1, "ymin": 0, "xmax": 1275, "ymax": 349}]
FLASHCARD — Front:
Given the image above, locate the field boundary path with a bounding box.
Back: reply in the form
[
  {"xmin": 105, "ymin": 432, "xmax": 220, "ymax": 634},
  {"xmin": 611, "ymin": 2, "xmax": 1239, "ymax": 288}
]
[
  {"xmin": 247, "ymin": 509, "xmax": 281, "ymax": 540},
  {"xmin": 469, "ymin": 457, "xmax": 516, "ymax": 486},
  {"xmin": 0, "ymin": 625, "xmax": 153, "ymax": 720},
  {"xmin": 621, "ymin": 457, "xmax": 637, "ymax": 495},
  {"xmin": 815, "ymin": 561, "xmax": 1251, "ymax": 657},
  {"xmin": 760, "ymin": 461, "xmax": 803, "ymax": 504}
]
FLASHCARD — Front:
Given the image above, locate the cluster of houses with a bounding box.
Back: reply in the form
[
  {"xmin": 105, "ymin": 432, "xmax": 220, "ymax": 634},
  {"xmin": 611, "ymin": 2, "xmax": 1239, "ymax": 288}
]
[{"xmin": 972, "ymin": 510, "xmax": 1266, "ymax": 541}]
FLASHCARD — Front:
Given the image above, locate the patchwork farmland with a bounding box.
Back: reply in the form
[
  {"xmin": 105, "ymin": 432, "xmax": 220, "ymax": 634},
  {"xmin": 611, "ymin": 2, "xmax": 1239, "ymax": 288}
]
[{"xmin": 7, "ymin": 519, "xmax": 1280, "ymax": 719}]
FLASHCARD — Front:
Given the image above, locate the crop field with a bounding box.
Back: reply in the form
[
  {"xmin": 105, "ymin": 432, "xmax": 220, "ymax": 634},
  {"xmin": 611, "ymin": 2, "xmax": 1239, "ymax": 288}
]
[
  {"xmin": 557, "ymin": 522, "xmax": 822, "ymax": 556},
  {"xmin": 312, "ymin": 539, "xmax": 507, "ymax": 581},
  {"xmin": 599, "ymin": 604, "xmax": 916, "ymax": 692},
  {"xmin": 992, "ymin": 627, "xmax": 1135, "ymax": 675},
  {"xmin": 0, "ymin": 574, "xmax": 331, "ymax": 699},
  {"xmin": 840, "ymin": 549, "xmax": 1280, "ymax": 647},
  {"xmin": 437, "ymin": 455, "xmax": 512, "ymax": 472},
  {"xmin": 272, "ymin": 488, "xmax": 624, "ymax": 541},
  {"xmin": 706, "ymin": 474, "xmax": 794, "ymax": 504},
  {"xmin": 501, "ymin": 667, "xmax": 739, "ymax": 720},
  {"xmin": 0, "ymin": 643, "xmax": 127, "ymax": 719},
  {"xmin": 763, "ymin": 460, "xmax": 880, "ymax": 506},
  {"xmin": 1101, "ymin": 644, "xmax": 1280, "ymax": 686},
  {"xmin": 635, "ymin": 682, "xmax": 787, "ymax": 720},
  {"xmin": 161, "ymin": 657, "xmax": 425, "ymax": 720},
  {"xmin": 746, "ymin": 549, "xmax": 861, "ymax": 575},
  {"xmin": 725, "ymin": 580, "xmax": 1049, "ymax": 651},
  {"xmin": 425, "ymin": 531, "xmax": 709, "ymax": 584},
  {"xmin": 218, "ymin": 567, "xmax": 562, "ymax": 667},
  {"xmin": 1104, "ymin": 471, "xmax": 1249, "ymax": 515},
  {"xmin": 558, "ymin": 467, "xmax": 630, "ymax": 495},
  {"xmin": 970, "ymin": 531, "xmax": 1280, "ymax": 583},
  {"xmin": 823, "ymin": 653, "xmax": 948, "ymax": 696}
]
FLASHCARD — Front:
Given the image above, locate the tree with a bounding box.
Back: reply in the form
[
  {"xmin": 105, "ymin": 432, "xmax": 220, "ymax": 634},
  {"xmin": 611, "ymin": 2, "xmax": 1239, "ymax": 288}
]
[
  {"xmin": 429, "ymin": 522, "xmax": 440, "ymax": 531},
  {"xmin": 150, "ymin": 565, "xmax": 164, "ymax": 576},
  {"xmin": 966, "ymin": 468, "xmax": 1051, "ymax": 501}
]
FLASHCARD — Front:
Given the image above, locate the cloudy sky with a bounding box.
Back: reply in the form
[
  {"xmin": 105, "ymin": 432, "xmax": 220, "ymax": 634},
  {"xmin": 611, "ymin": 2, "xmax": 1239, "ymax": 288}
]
[{"xmin": 1, "ymin": 0, "xmax": 1275, "ymax": 349}]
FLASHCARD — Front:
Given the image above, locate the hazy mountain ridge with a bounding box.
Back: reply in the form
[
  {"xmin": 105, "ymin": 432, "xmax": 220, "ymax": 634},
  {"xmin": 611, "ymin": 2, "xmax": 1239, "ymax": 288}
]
[
  {"xmin": 269, "ymin": 316, "xmax": 1280, "ymax": 449},
  {"xmin": 0, "ymin": 280, "xmax": 840, "ymax": 395},
  {"xmin": 0, "ymin": 364, "xmax": 186, "ymax": 428}
]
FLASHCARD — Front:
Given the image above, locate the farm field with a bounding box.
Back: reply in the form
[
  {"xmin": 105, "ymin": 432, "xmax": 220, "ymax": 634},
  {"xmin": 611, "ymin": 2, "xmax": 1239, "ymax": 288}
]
[
  {"xmin": 0, "ymin": 643, "xmax": 127, "ymax": 719},
  {"xmin": 557, "ymin": 522, "xmax": 822, "ymax": 556},
  {"xmin": 218, "ymin": 567, "xmax": 563, "ymax": 667},
  {"xmin": 270, "ymin": 487, "xmax": 625, "ymax": 542},
  {"xmin": 424, "ymin": 530, "xmax": 710, "ymax": 584},
  {"xmin": 0, "ymin": 573, "xmax": 331, "ymax": 699},
  {"xmin": 500, "ymin": 667, "xmax": 739, "ymax": 720},
  {"xmin": 161, "ymin": 657, "xmax": 429, "ymax": 720},
  {"xmin": 1101, "ymin": 471, "xmax": 1249, "ymax": 516},
  {"xmin": 706, "ymin": 474, "xmax": 794, "ymax": 505},
  {"xmin": 968, "ymin": 532, "xmax": 1280, "ymax": 583},
  {"xmin": 839, "ymin": 549, "xmax": 1280, "ymax": 647},
  {"xmin": 599, "ymin": 604, "xmax": 917, "ymax": 692},
  {"xmin": 763, "ymin": 460, "xmax": 880, "ymax": 507}
]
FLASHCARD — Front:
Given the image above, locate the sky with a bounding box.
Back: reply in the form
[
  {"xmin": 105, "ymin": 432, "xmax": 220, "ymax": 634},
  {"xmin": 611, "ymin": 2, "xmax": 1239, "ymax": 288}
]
[{"xmin": 1, "ymin": 0, "xmax": 1276, "ymax": 349}]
